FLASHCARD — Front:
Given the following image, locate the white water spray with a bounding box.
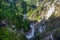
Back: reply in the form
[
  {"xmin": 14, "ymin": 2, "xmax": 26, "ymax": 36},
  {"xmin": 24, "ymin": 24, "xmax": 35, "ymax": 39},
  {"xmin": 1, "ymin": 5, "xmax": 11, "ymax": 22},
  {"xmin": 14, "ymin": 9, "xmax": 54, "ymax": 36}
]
[
  {"xmin": 26, "ymin": 24, "xmax": 35, "ymax": 39},
  {"xmin": 25, "ymin": 0, "xmax": 56, "ymax": 39},
  {"xmin": 50, "ymin": 33, "xmax": 54, "ymax": 40}
]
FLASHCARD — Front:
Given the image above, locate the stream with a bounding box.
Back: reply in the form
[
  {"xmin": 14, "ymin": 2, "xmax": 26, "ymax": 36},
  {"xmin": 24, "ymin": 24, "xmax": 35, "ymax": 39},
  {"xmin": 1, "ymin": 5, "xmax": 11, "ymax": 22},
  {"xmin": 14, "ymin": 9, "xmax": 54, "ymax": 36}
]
[
  {"xmin": 3, "ymin": 0, "xmax": 57, "ymax": 40},
  {"xmin": 25, "ymin": 0, "xmax": 56, "ymax": 40},
  {"xmin": 50, "ymin": 33, "xmax": 54, "ymax": 40},
  {"xmin": 26, "ymin": 24, "xmax": 34, "ymax": 39}
]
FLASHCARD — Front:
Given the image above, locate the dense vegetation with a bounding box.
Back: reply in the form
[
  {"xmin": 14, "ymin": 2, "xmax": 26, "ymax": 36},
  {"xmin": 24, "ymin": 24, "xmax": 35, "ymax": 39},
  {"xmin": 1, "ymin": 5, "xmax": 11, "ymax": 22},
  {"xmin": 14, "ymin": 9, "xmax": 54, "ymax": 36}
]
[
  {"xmin": 0, "ymin": 0, "xmax": 40, "ymax": 40},
  {"xmin": 0, "ymin": 0, "xmax": 60, "ymax": 40},
  {"xmin": 0, "ymin": 0, "xmax": 30, "ymax": 40}
]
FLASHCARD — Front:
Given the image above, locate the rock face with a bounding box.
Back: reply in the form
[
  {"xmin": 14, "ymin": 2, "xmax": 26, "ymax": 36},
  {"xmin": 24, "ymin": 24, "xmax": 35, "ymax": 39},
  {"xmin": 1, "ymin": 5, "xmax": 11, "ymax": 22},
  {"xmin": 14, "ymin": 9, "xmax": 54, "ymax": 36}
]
[
  {"xmin": 25, "ymin": 2, "xmax": 56, "ymax": 40},
  {"xmin": 45, "ymin": 3, "xmax": 55, "ymax": 20},
  {"xmin": 25, "ymin": 0, "xmax": 57, "ymax": 40}
]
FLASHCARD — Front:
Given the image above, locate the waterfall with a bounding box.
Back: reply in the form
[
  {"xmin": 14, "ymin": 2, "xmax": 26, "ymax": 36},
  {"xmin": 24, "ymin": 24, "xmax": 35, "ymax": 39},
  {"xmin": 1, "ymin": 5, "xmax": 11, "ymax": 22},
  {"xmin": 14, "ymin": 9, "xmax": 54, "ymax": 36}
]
[
  {"xmin": 26, "ymin": 24, "xmax": 35, "ymax": 40},
  {"xmin": 25, "ymin": 0, "xmax": 56, "ymax": 39},
  {"xmin": 38, "ymin": 26, "xmax": 44, "ymax": 32},
  {"xmin": 50, "ymin": 33, "xmax": 54, "ymax": 40},
  {"xmin": 38, "ymin": 24, "xmax": 46, "ymax": 32}
]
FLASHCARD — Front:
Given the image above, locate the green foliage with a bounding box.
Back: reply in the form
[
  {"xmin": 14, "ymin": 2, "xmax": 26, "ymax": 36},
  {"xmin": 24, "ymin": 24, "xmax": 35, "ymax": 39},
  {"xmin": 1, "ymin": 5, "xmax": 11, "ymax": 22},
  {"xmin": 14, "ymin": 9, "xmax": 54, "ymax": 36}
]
[
  {"xmin": 17, "ymin": 33, "xmax": 27, "ymax": 40},
  {"xmin": 0, "ymin": 0, "xmax": 30, "ymax": 32},
  {"xmin": 27, "ymin": 9, "xmax": 33, "ymax": 17},
  {"xmin": 0, "ymin": 27, "xmax": 27, "ymax": 40},
  {"xmin": 0, "ymin": 0, "xmax": 50, "ymax": 40}
]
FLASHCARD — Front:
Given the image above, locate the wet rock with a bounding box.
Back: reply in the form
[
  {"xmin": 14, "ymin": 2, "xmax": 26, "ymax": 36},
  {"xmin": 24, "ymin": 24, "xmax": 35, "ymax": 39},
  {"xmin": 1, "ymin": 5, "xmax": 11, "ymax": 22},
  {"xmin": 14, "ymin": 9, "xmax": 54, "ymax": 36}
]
[{"xmin": 0, "ymin": 21, "xmax": 6, "ymax": 27}]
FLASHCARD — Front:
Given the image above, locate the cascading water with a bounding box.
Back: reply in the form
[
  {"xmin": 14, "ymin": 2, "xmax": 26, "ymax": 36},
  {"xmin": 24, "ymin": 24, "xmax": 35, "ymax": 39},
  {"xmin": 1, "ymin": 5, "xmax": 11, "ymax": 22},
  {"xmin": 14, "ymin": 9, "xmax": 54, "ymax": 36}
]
[
  {"xmin": 25, "ymin": 0, "xmax": 56, "ymax": 39},
  {"xmin": 38, "ymin": 26, "xmax": 44, "ymax": 32},
  {"xmin": 26, "ymin": 24, "xmax": 35, "ymax": 40},
  {"xmin": 50, "ymin": 33, "xmax": 54, "ymax": 40},
  {"xmin": 38, "ymin": 23, "xmax": 46, "ymax": 32}
]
